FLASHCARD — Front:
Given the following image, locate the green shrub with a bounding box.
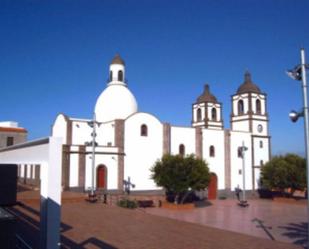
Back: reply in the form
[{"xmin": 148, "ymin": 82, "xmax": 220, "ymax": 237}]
[
  {"xmin": 260, "ymin": 154, "xmax": 306, "ymax": 195},
  {"xmin": 117, "ymin": 198, "xmax": 138, "ymax": 209},
  {"xmin": 151, "ymin": 154, "xmax": 210, "ymax": 204}
]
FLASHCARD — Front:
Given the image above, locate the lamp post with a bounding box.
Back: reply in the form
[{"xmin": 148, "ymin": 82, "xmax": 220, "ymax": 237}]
[
  {"xmin": 238, "ymin": 141, "xmax": 248, "ymax": 207},
  {"xmin": 86, "ymin": 113, "xmax": 100, "ymax": 199},
  {"xmin": 287, "ymin": 48, "xmax": 309, "ymax": 248}
]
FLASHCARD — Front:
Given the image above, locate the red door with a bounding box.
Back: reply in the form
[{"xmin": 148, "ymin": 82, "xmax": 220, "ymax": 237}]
[
  {"xmin": 208, "ymin": 173, "xmax": 217, "ymax": 200},
  {"xmin": 97, "ymin": 166, "xmax": 106, "ymax": 189}
]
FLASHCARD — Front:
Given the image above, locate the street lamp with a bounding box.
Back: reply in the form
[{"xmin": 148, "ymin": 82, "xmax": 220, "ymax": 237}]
[
  {"xmin": 238, "ymin": 141, "xmax": 249, "ymax": 207},
  {"xmin": 287, "ymin": 48, "xmax": 309, "ymax": 248},
  {"xmin": 86, "ymin": 113, "xmax": 101, "ymax": 201}
]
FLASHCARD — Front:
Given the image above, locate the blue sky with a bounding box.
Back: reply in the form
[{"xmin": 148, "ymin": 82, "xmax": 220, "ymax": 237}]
[{"xmin": 1, "ymin": 0, "xmax": 309, "ymax": 155}]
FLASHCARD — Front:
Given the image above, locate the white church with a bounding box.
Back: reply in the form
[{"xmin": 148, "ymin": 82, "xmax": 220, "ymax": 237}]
[{"xmin": 51, "ymin": 54, "xmax": 270, "ymax": 198}]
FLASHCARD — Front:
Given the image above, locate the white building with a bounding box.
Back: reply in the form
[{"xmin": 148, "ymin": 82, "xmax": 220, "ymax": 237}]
[
  {"xmin": 0, "ymin": 121, "xmax": 27, "ymax": 149},
  {"xmin": 51, "ymin": 54, "xmax": 270, "ymax": 198}
]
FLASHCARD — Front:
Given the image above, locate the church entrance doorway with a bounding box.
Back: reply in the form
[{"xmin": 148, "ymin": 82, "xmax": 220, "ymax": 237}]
[
  {"xmin": 208, "ymin": 173, "xmax": 217, "ymax": 200},
  {"xmin": 97, "ymin": 165, "xmax": 107, "ymax": 189}
]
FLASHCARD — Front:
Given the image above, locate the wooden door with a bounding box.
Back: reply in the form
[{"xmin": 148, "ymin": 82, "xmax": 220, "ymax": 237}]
[
  {"xmin": 208, "ymin": 173, "xmax": 217, "ymax": 200},
  {"xmin": 97, "ymin": 166, "xmax": 106, "ymax": 189}
]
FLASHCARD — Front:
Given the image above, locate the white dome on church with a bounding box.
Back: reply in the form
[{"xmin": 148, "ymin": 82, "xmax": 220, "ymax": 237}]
[
  {"xmin": 95, "ymin": 54, "xmax": 138, "ymax": 122},
  {"xmin": 94, "ymin": 84, "xmax": 138, "ymax": 122}
]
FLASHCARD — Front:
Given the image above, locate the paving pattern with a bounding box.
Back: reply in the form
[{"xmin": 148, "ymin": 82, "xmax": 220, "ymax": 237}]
[
  {"xmin": 10, "ymin": 190, "xmax": 304, "ymax": 249},
  {"xmin": 146, "ymin": 199, "xmax": 307, "ymax": 246}
]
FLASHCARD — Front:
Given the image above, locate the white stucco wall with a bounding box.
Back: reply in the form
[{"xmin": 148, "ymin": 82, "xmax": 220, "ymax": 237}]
[
  {"xmin": 71, "ymin": 119, "xmax": 116, "ymax": 147},
  {"xmin": 20, "ymin": 164, "xmax": 24, "ymax": 178},
  {"xmin": 232, "ymin": 120, "xmax": 250, "ymax": 132},
  {"xmin": 71, "ymin": 120, "xmax": 92, "ymax": 145},
  {"xmin": 52, "ymin": 114, "xmax": 68, "ymax": 144},
  {"xmin": 170, "ymin": 126, "xmax": 195, "ymax": 156},
  {"xmin": 27, "ymin": 164, "xmax": 31, "ymax": 178},
  {"xmin": 251, "ymin": 120, "xmax": 268, "ymax": 136},
  {"xmin": 69, "ymin": 151, "xmax": 79, "ymax": 187},
  {"xmin": 96, "ymin": 121, "xmax": 115, "ymax": 147},
  {"xmin": 202, "ymin": 129, "xmax": 225, "ymax": 189},
  {"xmin": 252, "ymin": 137, "xmax": 270, "ymax": 188},
  {"xmin": 84, "ymin": 150, "xmax": 118, "ymax": 190},
  {"xmin": 124, "ymin": 112, "xmax": 163, "ymax": 190},
  {"xmin": 253, "ymin": 137, "xmax": 269, "ymax": 166}
]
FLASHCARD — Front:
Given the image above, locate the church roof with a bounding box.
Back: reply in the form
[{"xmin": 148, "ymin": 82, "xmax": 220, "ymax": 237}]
[
  {"xmin": 197, "ymin": 84, "xmax": 218, "ymax": 103},
  {"xmin": 237, "ymin": 71, "xmax": 261, "ymax": 94},
  {"xmin": 111, "ymin": 54, "xmax": 125, "ymax": 66}
]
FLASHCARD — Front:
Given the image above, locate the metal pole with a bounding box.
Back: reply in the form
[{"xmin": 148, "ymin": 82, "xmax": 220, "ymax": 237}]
[
  {"xmin": 91, "ymin": 113, "xmax": 96, "ymax": 196},
  {"xmin": 300, "ymin": 48, "xmax": 309, "ymax": 248},
  {"xmin": 242, "ymin": 141, "xmax": 246, "ymax": 202}
]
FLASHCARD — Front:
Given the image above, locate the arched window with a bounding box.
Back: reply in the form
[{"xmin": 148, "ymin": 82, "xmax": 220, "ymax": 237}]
[
  {"xmin": 179, "ymin": 144, "xmax": 185, "ymax": 156},
  {"xmin": 118, "ymin": 70, "xmax": 123, "ymax": 81},
  {"xmin": 238, "ymin": 100, "xmax": 244, "ymax": 115},
  {"xmin": 197, "ymin": 108, "xmax": 202, "ymax": 122},
  {"xmin": 256, "ymin": 99, "xmax": 261, "ymax": 114},
  {"xmin": 259, "ymin": 141, "xmax": 263, "ymax": 148},
  {"xmin": 141, "ymin": 124, "xmax": 148, "ymax": 136},
  {"xmin": 109, "ymin": 71, "xmax": 113, "ymax": 81},
  {"xmin": 211, "ymin": 108, "xmax": 217, "ymax": 121},
  {"xmin": 209, "ymin": 145, "xmax": 215, "ymax": 157}
]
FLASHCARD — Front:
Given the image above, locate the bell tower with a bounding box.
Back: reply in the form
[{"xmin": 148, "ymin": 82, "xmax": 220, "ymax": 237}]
[
  {"xmin": 230, "ymin": 71, "xmax": 270, "ymax": 190},
  {"xmin": 108, "ymin": 54, "xmax": 126, "ymax": 86},
  {"xmin": 230, "ymin": 71, "xmax": 268, "ymax": 135},
  {"xmin": 192, "ymin": 84, "xmax": 223, "ymax": 129}
]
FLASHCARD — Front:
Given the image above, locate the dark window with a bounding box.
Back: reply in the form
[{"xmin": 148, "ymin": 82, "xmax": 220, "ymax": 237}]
[
  {"xmin": 256, "ymin": 99, "xmax": 261, "ymax": 114},
  {"xmin": 118, "ymin": 70, "xmax": 123, "ymax": 81},
  {"xmin": 179, "ymin": 144, "xmax": 185, "ymax": 156},
  {"xmin": 238, "ymin": 100, "xmax": 244, "ymax": 115},
  {"xmin": 211, "ymin": 108, "xmax": 217, "ymax": 121},
  {"xmin": 109, "ymin": 71, "xmax": 113, "ymax": 81},
  {"xmin": 7, "ymin": 137, "xmax": 14, "ymax": 146},
  {"xmin": 197, "ymin": 108, "xmax": 202, "ymax": 122},
  {"xmin": 259, "ymin": 141, "xmax": 263, "ymax": 148},
  {"xmin": 209, "ymin": 145, "xmax": 215, "ymax": 157},
  {"xmin": 141, "ymin": 124, "xmax": 148, "ymax": 136}
]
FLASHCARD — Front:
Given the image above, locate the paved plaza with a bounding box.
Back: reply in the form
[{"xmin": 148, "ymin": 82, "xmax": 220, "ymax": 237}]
[
  {"xmin": 146, "ymin": 199, "xmax": 307, "ymax": 246},
  {"xmin": 10, "ymin": 190, "xmax": 306, "ymax": 249}
]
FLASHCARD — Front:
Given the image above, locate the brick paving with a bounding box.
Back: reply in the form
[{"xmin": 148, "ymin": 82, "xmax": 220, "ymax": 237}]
[
  {"xmin": 146, "ymin": 199, "xmax": 307, "ymax": 245},
  {"xmin": 10, "ymin": 190, "xmax": 302, "ymax": 249}
]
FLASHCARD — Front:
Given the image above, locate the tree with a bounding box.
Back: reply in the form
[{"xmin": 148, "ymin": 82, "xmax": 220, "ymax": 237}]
[
  {"xmin": 151, "ymin": 154, "xmax": 211, "ymax": 204},
  {"xmin": 260, "ymin": 154, "xmax": 306, "ymax": 195}
]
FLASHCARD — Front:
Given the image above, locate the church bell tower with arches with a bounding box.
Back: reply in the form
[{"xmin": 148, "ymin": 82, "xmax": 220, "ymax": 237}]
[
  {"xmin": 192, "ymin": 84, "xmax": 223, "ymax": 130},
  {"xmin": 230, "ymin": 71, "xmax": 270, "ymax": 190},
  {"xmin": 230, "ymin": 71, "xmax": 268, "ymax": 135}
]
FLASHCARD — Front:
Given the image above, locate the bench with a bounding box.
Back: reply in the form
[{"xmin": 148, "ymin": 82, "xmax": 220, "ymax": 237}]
[{"xmin": 137, "ymin": 200, "xmax": 154, "ymax": 208}]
